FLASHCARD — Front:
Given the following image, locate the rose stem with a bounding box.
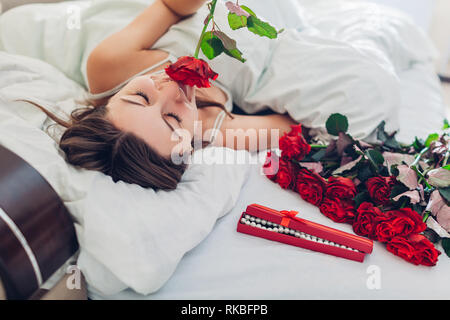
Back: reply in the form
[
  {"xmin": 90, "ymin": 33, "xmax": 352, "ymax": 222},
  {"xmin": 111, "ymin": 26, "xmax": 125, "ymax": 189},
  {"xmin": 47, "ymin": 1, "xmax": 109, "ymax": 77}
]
[
  {"xmin": 410, "ymin": 146, "xmax": 431, "ymax": 189},
  {"xmin": 194, "ymin": 0, "xmax": 218, "ymax": 59}
]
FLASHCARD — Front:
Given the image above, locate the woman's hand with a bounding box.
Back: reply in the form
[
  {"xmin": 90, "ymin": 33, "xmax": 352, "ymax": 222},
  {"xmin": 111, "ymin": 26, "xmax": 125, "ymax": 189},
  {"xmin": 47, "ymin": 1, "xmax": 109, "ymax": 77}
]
[{"xmin": 161, "ymin": 0, "xmax": 207, "ymax": 18}]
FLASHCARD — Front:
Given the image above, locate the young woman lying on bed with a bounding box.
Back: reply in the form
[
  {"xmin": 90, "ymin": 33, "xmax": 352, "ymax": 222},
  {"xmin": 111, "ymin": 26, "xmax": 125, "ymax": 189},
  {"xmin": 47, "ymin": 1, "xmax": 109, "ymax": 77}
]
[
  {"xmin": 32, "ymin": 0, "xmax": 299, "ymax": 190},
  {"xmin": 32, "ymin": 0, "xmax": 403, "ymax": 191}
]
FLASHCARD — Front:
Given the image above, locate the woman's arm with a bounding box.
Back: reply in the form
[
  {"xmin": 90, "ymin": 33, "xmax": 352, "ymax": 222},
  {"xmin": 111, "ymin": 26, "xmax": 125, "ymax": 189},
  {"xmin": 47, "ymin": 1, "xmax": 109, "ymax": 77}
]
[
  {"xmin": 87, "ymin": 0, "xmax": 206, "ymax": 94},
  {"xmin": 211, "ymin": 111, "xmax": 298, "ymax": 152}
]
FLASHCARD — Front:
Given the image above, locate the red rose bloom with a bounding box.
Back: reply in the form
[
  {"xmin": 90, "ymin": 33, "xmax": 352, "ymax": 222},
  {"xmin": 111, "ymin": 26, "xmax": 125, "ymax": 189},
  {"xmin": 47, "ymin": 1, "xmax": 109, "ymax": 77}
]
[
  {"xmin": 387, "ymin": 234, "xmax": 441, "ymax": 266},
  {"xmin": 408, "ymin": 234, "xmax": 441, "ymax": 266},
  {"xmin": 262, "ymin": 151, "xmax": 279, "ymax": 181},
  {"xmin": 165, "ymin": 56, "xmax": 218, "ymax": 88},
  {"xmin": 352, "ymin": 202, "xmax": 386, "ymax": 239},
  {"xmin": 325, "ymin": 177, "xmax": 357, "ymax": 200},
  {"xmin": 275, "ymin": 158, "xmax": 295, "ymax": 189},
  {"xmin": 279, "ymin": 124, "xmax": 311, "ymax": 161},
  {"xmin": 320, "ymin": 198, "xmax": 356, "ymax": 223},
  {"xmin": 366, "ymin": 176, "xmax": 396, "ymax": 206},
  {"xmin": 296, "ymin": 168, "xmax": 326, "ymax": 206},
  {"xmin": 373, "ymin": 208, "xmax": 427, "ymax": 242},
  {"xmin": 372, "ymin": 219, "xmax": 396, "ymax": 243},
  {"xmin": 386, "ymin": 208, "xmax": 427, "ymax": 237},
  {"xmin": 385, "ymin": 236, "xmax": 416, "ymax": 263}
]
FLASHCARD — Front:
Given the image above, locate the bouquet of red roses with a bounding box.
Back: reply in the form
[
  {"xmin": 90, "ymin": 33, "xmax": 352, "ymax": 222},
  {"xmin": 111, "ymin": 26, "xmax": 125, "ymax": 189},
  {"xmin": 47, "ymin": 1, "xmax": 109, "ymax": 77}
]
[{"xmin": 263, "ymin": 113, "xmax": 450, "ymax": 266}]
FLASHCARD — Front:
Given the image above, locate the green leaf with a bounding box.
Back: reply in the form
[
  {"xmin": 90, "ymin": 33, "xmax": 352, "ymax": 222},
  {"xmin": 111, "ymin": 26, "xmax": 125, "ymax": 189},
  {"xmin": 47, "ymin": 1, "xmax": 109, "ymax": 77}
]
[
  {"xmin": 443, "ymin": 164, "xmax": 450, "ymax": 171},
  {"xmin": 200, "ymin": 31, "xmax": 224, "ymax": 60},
  {"xmin": 412, "ymin": 137, "xmax": 425, "ymax": 152},
  {"xmin": 390, "ymin": 164, "xmax": 399, "ymax": 176},
  {"xmin": 357, "ymin": 164, "xmax": 374, "ymax": 182},
  {"xmin": 425, "ymin": 133, "xmax": 439, "ymax": 147},
  {"xmin": 213, "ymin": 31, "xmax": 246, "ymax": 63},
  {"xmin": 310, "ymin": 148, "xmax": 327, "ymax": 162},
  {"xmin": 438, "ymin": 186, "xmax": 450, "ymax": 203},
  {"xmin": 224, "ymin": 49, "xmax": 246, "ymax": 62},
  {"xmin": 366, "ymin": 149, "xmax": 384, "ymax": 166},
  {"xmin": 240, "ymin": 5, "xmax": 257, "ymax": 17},
  {"xmin": 443, "ymin": 119, "xmax": 449, "ymax": 130},
  {"xmin": 390, "ymin": 184, "xmax": 409, "ymax": 199},
  {"xmin": 246, "ymin": 15, "xmax": 278, "ymax": 39},
  {"xmin": 354, "ymin": 191, "xmax": 370, "ymax": 209},
  {"xmin": 376, "ymin": 121, "xmax": 401, "ymax": 150},
  {"xmin": 326, "ymin": 113, "xmax": 349, "ymax": 136},
  {"xmin": 442, "ymin": 238, "xmax": 450, "ymax": 258},
  {"xmin": 423, "ymin": 228, "xmax": 441, "ymax": 243},
  {"xmin": 228, "ymin": 12, "xmax": 247, "ymax": 30}
]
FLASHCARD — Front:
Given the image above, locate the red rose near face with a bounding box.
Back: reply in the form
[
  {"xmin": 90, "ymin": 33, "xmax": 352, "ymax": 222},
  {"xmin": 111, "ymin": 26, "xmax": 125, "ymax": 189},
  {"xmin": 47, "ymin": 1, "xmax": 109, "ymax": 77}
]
[
  {"xmin": 296, "ymin": 168, "xmax": 326, "ymax": 206},
  {"xmin": 352, "ymin": 202, "xmax": 386, "ymax": 239},
  {"xmin": 366, "ymin": 176, "xmax": 396, "ymax": 206},
  {"xmin": 320, "ymin": 198, "xmax": 356, "ymax": 223},
  {"xmin": 279, "ymin": 124, "xmax": 311, "ymax": 161},
  {"xmin": 325, "ymin": 176, "xmax": 357, "ymax": 200},
  {"xmin": 165, "ymin": 56, "xmax": 218, "ymax": 88}
]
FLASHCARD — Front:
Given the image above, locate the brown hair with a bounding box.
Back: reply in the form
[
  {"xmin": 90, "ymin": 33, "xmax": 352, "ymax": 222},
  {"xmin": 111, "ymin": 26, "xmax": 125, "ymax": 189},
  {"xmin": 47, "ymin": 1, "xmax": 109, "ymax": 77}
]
[{"xmin": 20, "ymin": 95, "xmax": 232, "ymax": 190}]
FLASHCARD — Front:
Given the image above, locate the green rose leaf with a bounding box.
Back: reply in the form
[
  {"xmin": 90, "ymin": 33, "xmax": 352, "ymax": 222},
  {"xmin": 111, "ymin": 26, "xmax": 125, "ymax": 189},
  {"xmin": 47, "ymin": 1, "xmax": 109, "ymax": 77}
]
[
  {"xmin": 240, "ymin": 5, "xmax": 257, "ymax": 17},
  {"xmin": 228, "ymin": 12, "xmax": 248, "ymax": 30},
  {"xmin": 443, "ymin": 119, "xmax": 449, "ymax": 130},
  {"xmin": 390, "ymin": 184, "xmax": 409, "ymax": 199},
  {"xmin": 366, "ymin": 149, "xmax": 385, "ymax": 166},
  {"xmin": 376, "ymin": 121, "xmax": 401, "ymax": 150},
  {"xmin": 200, "ymin": 31, "xmax": 224, "ymax": 60},
  {"xmin": 425, "ymin": 133, "xmax": 439, "ymax": 147},
  {"xmin": 310, "ymin": 148, "xmax": 327, "ymax": 162},
  {"xmin": 354, "ymin": 191, "xmax": 370, "ymax": 209},
  {"xmin": 326, "ymin": 113, "xmax": 349, "ymax": 136},
  {"xmin": 246, "ymin": 15, "xmax": 278, "ymax": 39},
  {"xmin": 442, "ymin": 238, "xmax": 450, "ymax": 258},
  {"xmin": 213, "ymin": 31, "xmax": 246, "ymax": 63},
  {"xmin": 357, "ymin": 163, "xmax": 374, "ymax": 182},
  {"xmin": 412, "ymin": 136, "xmax": 425, "ymax": 152},
  {"xmin": 438, "ymin": 186, "xmax": 450, "ymax": 203}
]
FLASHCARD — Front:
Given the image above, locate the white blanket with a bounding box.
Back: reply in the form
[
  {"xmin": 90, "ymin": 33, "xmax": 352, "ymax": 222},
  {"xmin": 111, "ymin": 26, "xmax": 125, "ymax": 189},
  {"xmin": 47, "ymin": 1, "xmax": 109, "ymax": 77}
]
[{"xmin": 0, "ymin": 0, "xmax": 448, "ymax": 298}]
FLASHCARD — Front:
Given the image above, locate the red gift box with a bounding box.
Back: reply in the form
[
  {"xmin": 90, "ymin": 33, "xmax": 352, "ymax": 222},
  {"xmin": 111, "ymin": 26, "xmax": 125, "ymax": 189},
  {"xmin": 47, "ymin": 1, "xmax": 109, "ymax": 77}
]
[{"xmin": 237, "ymin": 204, "xmax": 373, "ymax": 263}]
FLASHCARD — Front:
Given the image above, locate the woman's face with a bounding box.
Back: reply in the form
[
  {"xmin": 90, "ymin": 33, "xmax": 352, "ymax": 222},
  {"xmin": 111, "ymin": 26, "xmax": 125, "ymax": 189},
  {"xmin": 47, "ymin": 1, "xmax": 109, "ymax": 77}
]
[{"xmin": 106, "ymin": 72, "xmax": 198, "ymax": 159}]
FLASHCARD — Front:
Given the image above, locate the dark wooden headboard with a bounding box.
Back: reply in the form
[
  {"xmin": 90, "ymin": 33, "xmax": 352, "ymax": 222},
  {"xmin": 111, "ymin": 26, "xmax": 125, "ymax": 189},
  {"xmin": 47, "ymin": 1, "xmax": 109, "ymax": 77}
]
[{"xmin": 0, "ymin": 144, "xmax": 79, "ymax": 299}]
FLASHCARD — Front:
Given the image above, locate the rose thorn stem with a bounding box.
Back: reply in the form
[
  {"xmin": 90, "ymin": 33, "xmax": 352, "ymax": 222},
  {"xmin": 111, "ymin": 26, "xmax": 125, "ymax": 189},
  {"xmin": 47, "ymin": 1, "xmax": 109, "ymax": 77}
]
[{"xmin": 194, "ymin": 0, "xmax": 218, "ymax": 59}]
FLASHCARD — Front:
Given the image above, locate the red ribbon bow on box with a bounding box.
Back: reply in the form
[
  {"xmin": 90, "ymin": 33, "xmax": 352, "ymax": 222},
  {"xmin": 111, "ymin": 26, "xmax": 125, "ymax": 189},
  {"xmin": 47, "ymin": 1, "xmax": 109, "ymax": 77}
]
[{"xmin": 279, "ymin": 210, "xmax": 305, "ymax": 228}]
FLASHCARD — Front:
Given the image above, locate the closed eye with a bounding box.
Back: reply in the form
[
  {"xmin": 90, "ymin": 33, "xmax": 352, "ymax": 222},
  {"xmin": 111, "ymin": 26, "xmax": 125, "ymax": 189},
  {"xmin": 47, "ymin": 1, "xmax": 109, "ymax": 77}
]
[
  {"xmin": 136, "ymin": 91, "xmax": 150, "ymax": 104},
  {"xmin": 165, "ymin": 112, "xmax": 182, "ymax": 123}
]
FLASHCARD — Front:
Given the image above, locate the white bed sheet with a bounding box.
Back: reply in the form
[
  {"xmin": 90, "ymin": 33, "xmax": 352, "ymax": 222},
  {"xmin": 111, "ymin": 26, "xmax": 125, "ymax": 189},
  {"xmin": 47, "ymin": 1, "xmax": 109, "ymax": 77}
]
[{"xmin": 89, "ymin": 64, "xmax": 450, "ymax": 300}]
